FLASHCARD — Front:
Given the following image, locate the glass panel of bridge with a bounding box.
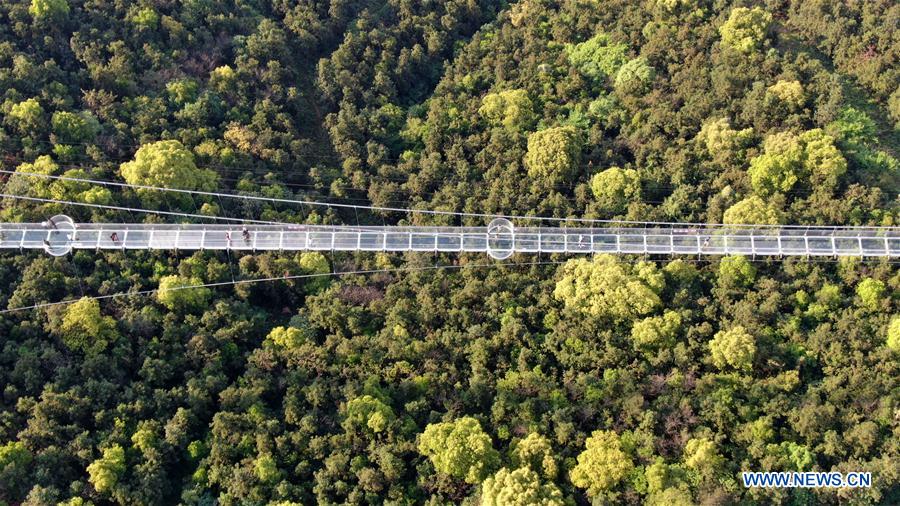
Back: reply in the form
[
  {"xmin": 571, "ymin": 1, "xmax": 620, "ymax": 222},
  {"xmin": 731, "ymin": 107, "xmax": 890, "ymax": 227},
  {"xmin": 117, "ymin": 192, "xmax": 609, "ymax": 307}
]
[
  {"xmin": 514, "ymin": 233, "xmax": 539, "ymax": 252},
  {"xmin": 462, "ymin": 234, "xmax": 487, "ymax": 251},
  {"xmin": 436, "ymin": 233, "xmax": 461, "ymax": 251}
]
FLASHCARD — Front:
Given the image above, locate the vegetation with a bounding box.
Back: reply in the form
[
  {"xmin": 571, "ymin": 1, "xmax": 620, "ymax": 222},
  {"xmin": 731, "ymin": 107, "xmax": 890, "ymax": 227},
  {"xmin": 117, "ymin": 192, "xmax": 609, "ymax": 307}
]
[{"xmin": 0, "ymin": 0, "xmax": 896, "ymax": 504}]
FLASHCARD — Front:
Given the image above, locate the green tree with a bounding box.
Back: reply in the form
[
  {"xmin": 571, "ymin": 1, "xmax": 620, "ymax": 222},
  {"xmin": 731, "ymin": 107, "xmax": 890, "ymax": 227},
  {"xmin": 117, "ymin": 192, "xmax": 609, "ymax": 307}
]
[
  {"xmin": 631, "ymin": 310, "xmax": 682, "ymax": 353},
  {"xmin": 614, "ymin": 57, "xmax": 655, "ymax": 95},
  {"xmin": 709, "ymin": 326, "xmax": 756, "ymax": 371},
  {"xmin": 298, "ymin": 251, "xmax": 330, "ymax": 292},
  {"xmin": 479, "ymin": 89, "xmax": 536, "ymax": 132},
  {"xmin": 767, "ymin": 80, "xmax": 805, "ymax": 108},
  {"xmin": 718, "ymin": 7, "xmax": 772, "ymax": 53},
  {"xmin": 646, "ymin": 487, "xmax": 695, "ymax": 506},
  {"xmin": 722, "ymin": 196, "xmax": 782, "ymax": 225},
  {"xmin": 481, "ymin": 467, "xmax": 565, "ymax": 506},
  {"xmin": 49, "ymin": 169, "xmax": 113, "ymax": 204},
  {"xmin": 51, "ymin": 111, "xmax": 100, "ymax": 144},
  {"xmin": 509, "ymin": 433, "xmax": 558, "ymax": 479},
  {"xmin": 29, "ymin": 0, "xmax": 69, "ymax": 21},
  {"xmin": 0, "ymin": 441, "xmax": 32, "ymax": 499},
  {"xmin": 554, "ymin": 255, "xmax": 664, "ymax": 320},
  {"xmin": 59, "ymin": 297, "xmax": 118, "ymax": 354},
  {"xmin": 166, "ymin": 78, "xmax": 199, "ymax": 105},
  {"xmin": 343, "ymin": 395, "xmax": 396, "ymax": 434},
  {"xmin": 266, "ymin": 326, "xmax": 308, "ymax": 348},
  {"xmin": 570, "ymin": 430, "xmax": 633, "ymax": 497},
  {"xmin": 119, "ymin": 140, "xmax": 217, "ymax": 205},
  {"xmin": 156, "ymin": 275, "xmax": 211, "ymax": 312},
  {"xmin": 799, "ymin": 129, "xmax": 847, "ymax": 190},
  {"xmin": 590, "ymin": 166, "xmax": 640, "ymax": 212},
  {"xmin": 717, "ymin": 256, "xmax": 756, "ymax": 287},
  {"xmin": 567, "ymin": 33, "xmax": 629, "ymax": 82},
  {"xmin": 524, "ymin": 126, "xmax": 582, "ymax": 181},
  {"xmin": 697, "ymin": 118, "xmax": 754, "ymax": 162},
  {"xmin": 7, "ymin": 98, "xmax": 44, "ymax": 132},
  {"xmin": 128, "ymin": 6, "xmax": 159, "ymax": 30},
  {"xmin": 255, "ymin": 454, "xmax": 281, "ymax": 483},
  {"xmin": 856, "ymin": 278, "xmax": 885, "ymax": 310},
  {"xmin": 888, "ymin": 317, "xmax": 900, "ymax": 352},
  {"xmin": 86, "ymin": 445, "xmax": 126, "ymax": 494},
  {"xmin": 748, "ymin": 132, "xmax": 804, "ymax": 196},
  {"xmin": 418, "ymin": 417, "xmax": 500, "ymax": 484},
  {"xmin": 683, "ymin": 438, "xmax": 723, "ymax": 479}
]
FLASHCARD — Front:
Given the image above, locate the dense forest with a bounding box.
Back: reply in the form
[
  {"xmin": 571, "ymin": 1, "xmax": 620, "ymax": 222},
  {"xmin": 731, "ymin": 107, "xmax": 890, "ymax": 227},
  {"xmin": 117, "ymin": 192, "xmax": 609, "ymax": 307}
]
[{"xmin": 0, "ymin": 0, "xmax": 898, "ymax": 504}]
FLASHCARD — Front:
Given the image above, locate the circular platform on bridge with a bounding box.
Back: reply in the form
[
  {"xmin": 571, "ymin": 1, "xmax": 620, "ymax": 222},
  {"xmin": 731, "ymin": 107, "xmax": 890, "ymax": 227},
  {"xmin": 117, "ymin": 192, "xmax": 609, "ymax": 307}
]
[
  {"xmin": 487, "ymin": 218, "xmax": 514, "ymax": 260},
  {"xmin": 44, "ymin": 215, "xmax": 75, "ymax": 257}
]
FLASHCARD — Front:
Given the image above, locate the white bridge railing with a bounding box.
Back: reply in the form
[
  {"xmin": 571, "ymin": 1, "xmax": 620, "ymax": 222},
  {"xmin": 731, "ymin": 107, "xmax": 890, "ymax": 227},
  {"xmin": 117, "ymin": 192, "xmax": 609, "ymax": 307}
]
[{"xmin": 1, "ymin": 216, "xmax": 898, "ymax": 259}]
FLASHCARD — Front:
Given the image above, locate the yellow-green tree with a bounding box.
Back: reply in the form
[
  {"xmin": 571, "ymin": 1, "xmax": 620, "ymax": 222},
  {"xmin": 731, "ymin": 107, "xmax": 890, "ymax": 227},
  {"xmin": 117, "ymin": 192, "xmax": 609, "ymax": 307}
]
[
  {"xmin": 570, "ymin": 430, "xmax": 634, "ymax": 497},
  {"xmin": 509, "ymin": 432, "xmax": 558, "ymax": 479},
  {"xmin": 554, "ymin": 255, "xmax": 664, "ymax": 320},
  {"xmin": 119, "ymin": 140, "xmax": 217, "ymax": 206},
  {"xmin": 748, "ymin": 131, "xmax": 804, "ymax": 196},
  {"xmin": 30, "ymin": 0, "xmax": 69, "ymax": 20},
  {"xmin": 722, "ymin": 196, "xmax": 782, "ymax": 225},
  {"xmin": 51, "ymin": 111, "xmax": 100, "ymax": 144},
  {"xmin": 481, "ymin": 467, "xmax": 565, "ymax": 506},
  {"xmin": 697, "ymin": 118, "xmax": 754, "ymax": 162},
  {"xmin": 156, "ymin": 275, "xmax": 211, "ymax": 312},
  {"xmin": 417, "ymin": 417, "xmax": 500, "ymax": 484},
  {"xmin": 683, "ymin": 437, "xmax": 723, "ymax": 479},
  {"xmin": 343, "ymin": 395, "xmax": 396, "ymax": 434},
  {"xmin": 266, "ymin": 326, "xmax": 307, "ymax": 348},
  {"xmin": 719, "ymin": 7, "xmax": 772, "ymax": 53},
  {"xmin": 709, "ymin": 326, "xmax": 756, "ymax": 371},
  {"xmin": 856, "ymin": 278, "xmax": 885, "ymax": 311},
  {"xmin": 631, "ymin": 310, "xmax": 682, "ymax": 353},
  {"xmin": 86, "ymin": 445, "xmax": 125, "ymax": 494},
  {"xmin": 614, "ymin": 57, "xmax": 655, "ymax": 95},
  {"xmin": 767, "ymin": 80, "xmax": 805, "ymax": 108},
  {"xmin": 800, "ymin": 129, "xmax": 847, "ymax": 190},
  {"xmin": 59, "ymin": 298, "xmax": 118, "ymax": 354},
  {"xmin": 590, "ymin": 166, "xmax": 640, "ymax": 212},
  {"xmin": 567, "ymin": 33, "xmax": 629, "ymax": 81},
  {"xmin": 7, "ymin": 98, "xmax": 44, "ymax": 132},
  {"xmin": 717, "ymin": 255, "xmax": 756, "ymax": 287},
  {"xmin": 525, "ymin": 126, "xmax": 582, "ymax": 181},
  {"xmin": 887, "ymin": 316, "xmax": 900, "ymax": 352},
  {"xmin": 479, "ymin": 89, "xmax": 536, "ymax": 132}
]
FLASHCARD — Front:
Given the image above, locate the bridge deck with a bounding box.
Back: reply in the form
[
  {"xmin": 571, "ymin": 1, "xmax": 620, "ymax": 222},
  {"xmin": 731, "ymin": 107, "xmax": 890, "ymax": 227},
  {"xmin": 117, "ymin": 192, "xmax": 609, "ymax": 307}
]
[{"xmin": 1, "ymin": 219, "xmax": 898, "ymax": 258}]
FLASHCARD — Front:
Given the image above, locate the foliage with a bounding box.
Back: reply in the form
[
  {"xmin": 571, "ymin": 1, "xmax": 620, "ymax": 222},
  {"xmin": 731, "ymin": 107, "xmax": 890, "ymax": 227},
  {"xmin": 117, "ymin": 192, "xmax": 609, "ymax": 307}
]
[
  {"xmin": 265, "ymin": 326, "xmax": 307, "ymax": 348},
  {"xmin": 567, "ymin": 33, "xmax": 629, "ymax": 82},
  {"xmin": 509, "ymin": 432, "xmax": 558, "ymax": 479},
  {"xmin": 51, "ymin": 111, "xmax": 100, "ymax": 144},
  {"xmin": 156, "ymin": 275, "xmax": 211, "ymax": 312},
  {"xmin": 855, "ymin": 278, "xmax": 885, "ymax": 311},
  {"xmin": 722, "ymin": 196, "xmax": 782, "ymax": 225},
  {"xmin": 524, "ymin": 126, "xmax": 582, "ymax": 181},
  {"xmin": 570, "ymin": 430, "xmax": 633, "ymax": 497},
  {"xmin": 58, "ymin": 297, "xmax": 119, "ymax": 354},
  {"xmin": 119, "ymin": 140, "xmax": 217, "ymax": 206},
  {"xmin": 480, "ymin": 467, "xmax": 565, "ymax": 506},
  {"xmin": 590, "ymin": 166, "xmax": 640, "ymax": 212},
  {"xmin": 86, "ymin": 446, "xmax": 125, "ymax": 494},
  {"xmin": 709, "ymin": 326, "xmax": 756, "ymax": 371},
  {"xmin": 479, "ymin": 89, "xmax": 536, "ymax": 132},
  {"xmin": 29, "ymin": 0, "xmax": 69, "ymax": 20},
  {"xmin": 614, "ymin": 58, "xmax": 655, "ymax": 95},
  {"xmin": 343, "ymin": 395, "xmax": 396, "ymax": 434},
  {"xmin": 697, "ymin": 118, "xmax": 754, "ymax": 162},
  {"xmin": 554, "ymin": 255, "xmax": 664, "ymax": 320},
  {"xmin": 7, "ymin": 98, "xmax": 44, "ymax": 132},
  {"xmin": 717, "ymin": 256, "xmax": 756, "ymax": 287},
  {"xmin": 719, "ymin": 7, "xmax": 772, "ymax": 54},
  {"xmin": 417, "ymin": 417, "xmax": 500, "ymax": 484},
  {"xmin": 631, "ymin": 310, "xmax": 681, "ymax": 353},
  {"xmin": 888, "ymin": 317, "xmax": 900, "ymax": 352},
  {"xmin": 767, "ymin": 80, "xmax": 805, "ymax": 108}
]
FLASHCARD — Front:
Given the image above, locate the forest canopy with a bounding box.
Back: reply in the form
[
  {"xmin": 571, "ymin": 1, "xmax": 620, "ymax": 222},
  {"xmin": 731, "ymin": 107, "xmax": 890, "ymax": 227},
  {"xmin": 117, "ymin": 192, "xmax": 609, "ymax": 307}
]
[{"xmin": 0, "ymin": 0, "xmax": 897, "ymax": 505}]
